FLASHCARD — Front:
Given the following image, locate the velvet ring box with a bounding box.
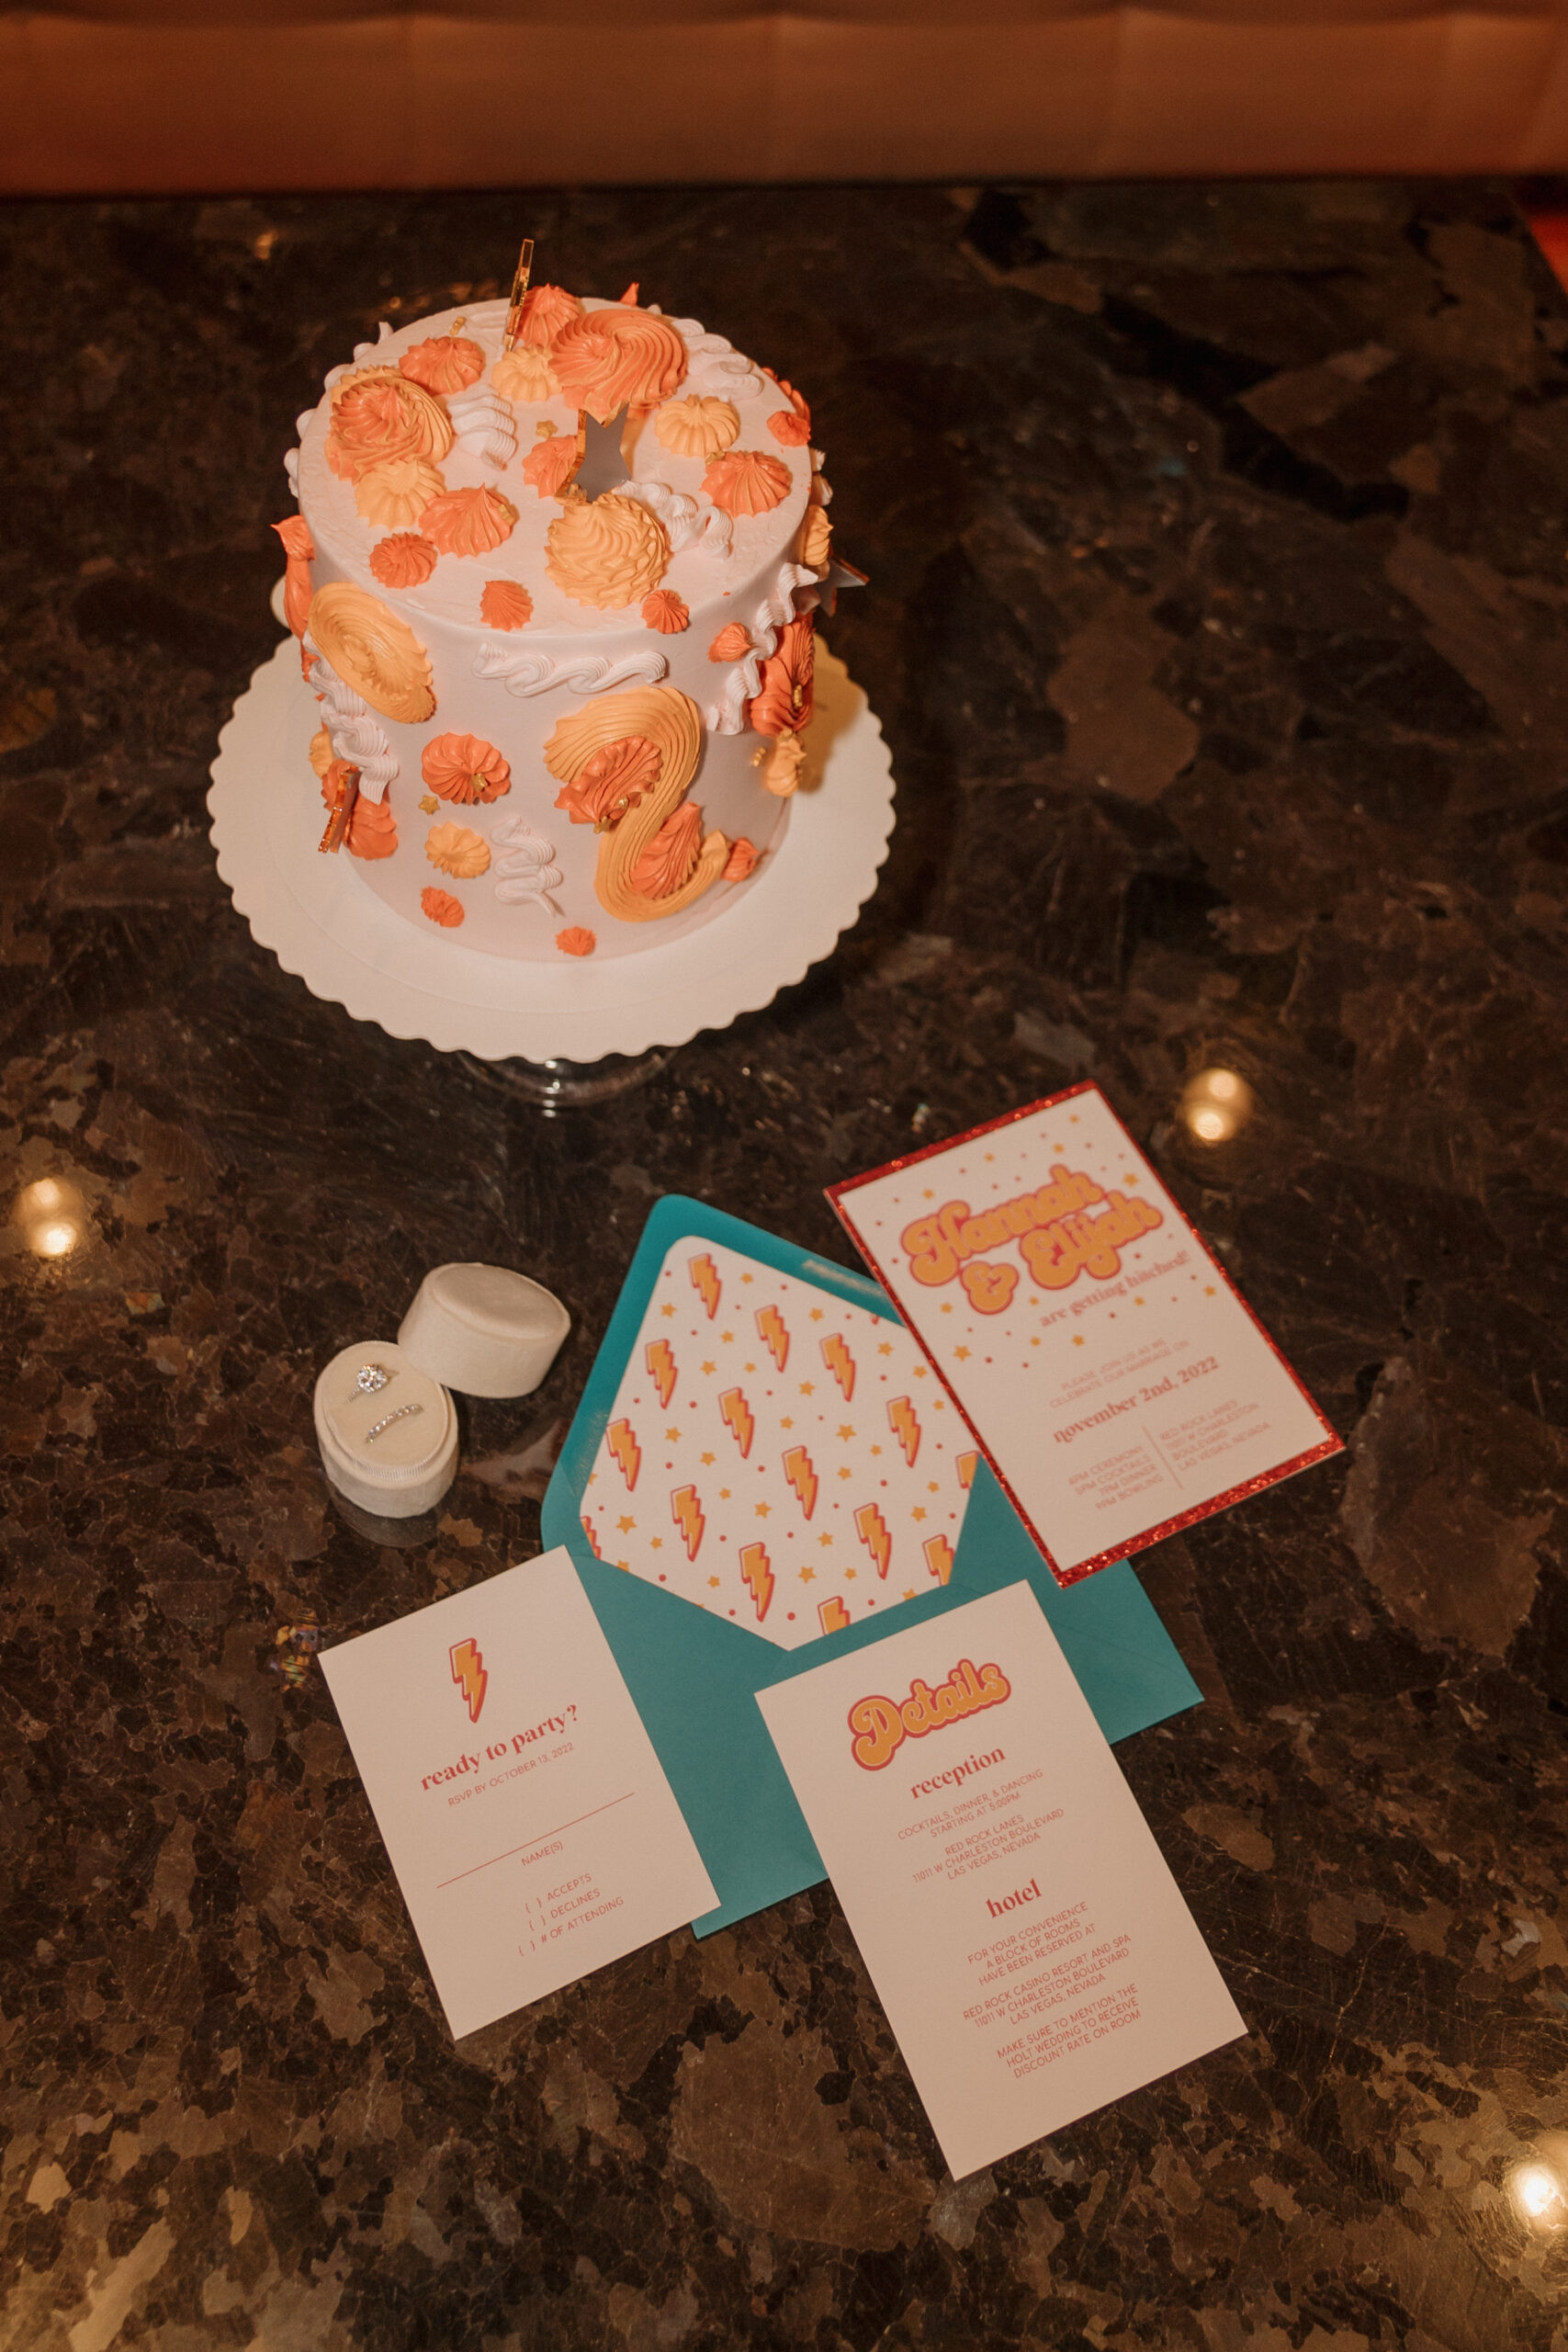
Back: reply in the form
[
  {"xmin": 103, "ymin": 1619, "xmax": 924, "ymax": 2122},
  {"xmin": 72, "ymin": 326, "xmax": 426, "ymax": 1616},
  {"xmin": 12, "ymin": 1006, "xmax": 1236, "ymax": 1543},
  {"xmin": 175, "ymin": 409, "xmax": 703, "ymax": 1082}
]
[{"xmin": 313, "ymin": 1263, "xmax": 571, "ymax": 1518}]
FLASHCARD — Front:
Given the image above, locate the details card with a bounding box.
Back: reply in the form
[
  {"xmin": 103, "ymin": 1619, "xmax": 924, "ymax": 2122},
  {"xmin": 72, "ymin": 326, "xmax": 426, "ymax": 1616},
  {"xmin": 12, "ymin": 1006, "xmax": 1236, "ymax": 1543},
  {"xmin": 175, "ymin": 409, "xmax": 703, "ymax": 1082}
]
[
  {"xmin": 828, "ymin": 1080, "xmax": 1340, "ymax": 1582},
  {"xmin": 757, "ymin": 1582, "xmax": 1245, "ymax": 2177},
  {"xmin": 320, "ymin": 1548, "xmax": 716, "ymax": 2039}
]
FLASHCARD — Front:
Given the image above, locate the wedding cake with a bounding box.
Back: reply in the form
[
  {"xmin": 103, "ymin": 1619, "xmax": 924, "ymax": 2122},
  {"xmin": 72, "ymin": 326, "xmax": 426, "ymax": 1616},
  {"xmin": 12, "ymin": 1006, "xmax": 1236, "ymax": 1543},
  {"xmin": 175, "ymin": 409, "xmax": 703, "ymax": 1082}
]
[{"xmin": 274, "ymin": 280, "xmax": 861, "ymax": 963}]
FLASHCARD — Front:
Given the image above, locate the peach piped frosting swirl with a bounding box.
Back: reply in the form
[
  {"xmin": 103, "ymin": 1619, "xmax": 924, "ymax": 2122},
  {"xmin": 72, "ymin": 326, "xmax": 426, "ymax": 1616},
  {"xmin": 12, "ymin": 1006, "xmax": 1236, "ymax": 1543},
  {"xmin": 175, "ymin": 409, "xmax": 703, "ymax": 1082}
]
[
  {"xmin": 655, "ymin": 395, "xmax": 739, "ymax": 459},
  {"xmin": 369, "ymin": 532, "xmax": 437, "ymax": 588},
  {"xmin": 425, "ymin": 820, "xmax": 490, "ymax": 878},
  {"xmin": 400, "ymin": 334, "xmax": 484, "ymax": 393},
  {"xmin": 308, "ymin": 582, "xmax": 435, "ymax": 724},
  {"xmin": 355, "ymin": 456, "xmax": 446, "ymax": 528},
  {"xmin": 328, "ymin": 368, "xmax": 453, "ymax": 479},
  {"xmin": 491, "ymin": 345, "xmax": 559, "ymax": 402},
  {"xmin": 515, "ymin": 284, "xmax": 582, "ymax": 349},
  {"xmin": 552, "ymin": 306, "xmax": 687, "ymax": 424},
  {"xmin": 546, "ymin": 492, "xmax": 671, "ymax": 610},
  {"xmin": 422, "ymin": 732, "xmax": 511, "ymax": 804},
  {"xmin": 702, "ymin": 447, "xmax": 792, "ymax": 517}
]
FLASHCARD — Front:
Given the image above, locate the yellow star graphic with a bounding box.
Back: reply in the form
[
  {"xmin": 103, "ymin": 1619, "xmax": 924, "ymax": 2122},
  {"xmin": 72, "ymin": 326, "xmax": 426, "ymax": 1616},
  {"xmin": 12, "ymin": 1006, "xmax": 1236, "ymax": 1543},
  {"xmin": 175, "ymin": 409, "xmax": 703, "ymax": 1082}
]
[
  {"xmin": 707, "ymin": 1575, "xmax": 721, "ymax": 1589},
  {"xmin": 616, "ymin": 1559, "xmax": 630, "ymax": 1572},
  {"xmin": 740, "ymin": 1272, "xmax": 753, "ymax": 1283},
  {"xmin": 1073, "ymin": 1335, "xmax": 1086, "ymax": 1347},
  {"xmin": 837, "ymin": 1465, "xmax": 852, "ymax": 1481},
  {"xmin": 755, "ymin": 1501, "xmax": 771, "ymax": 1518},
  {"xmin": 660, "ymin": 1303, "xmax": 675, "ymax": 1318},
  {"xmin": 719, "ymin": 1487, "xmax": 732, "ymax": 1500},
  {"xmin": 1204, "ymin": 1285, "xmax": 1216, "ymax": 1296},
  {"xmin": 744, "ymin": 1362, "xmax": 757, "ymax": 1374},
  {"xmin": 913, "ymin": 1365, "xmax": 928, "ymax": 1380},
  {"xmin": 877, "ymin": 1341, "xmax": 894, "ymax": 1357},
  {"xmin": 911, "ymin": 1506, "xmax": 928, "ymax": 1521},
  {"xmin": 419, "ymin": 793, "xmax": 439, "ymax": 815},
  {"xmin": 902, "ymin": 1588, "xmax": 917, "ymax": 1601},
  {"xmin": 1031, "ymin": 1336, "xmax": 1041, "ymax": 1346},
  {"xmin": 870, "ymin": 1442, "xmax": 883, "ymax": 1456},
  {"xmin": 665, "ymin": 1427, "xmax": 682, "ymax": 1442},
  {"xmin": 780, "ymin": 1416, "xmax": 795, "ymax": 1430},
  {"xmin": 720, "ymin": 1330, "xmax": 735, "ymax": 1344},
  {"xmin": 837, "ymin": 1424, "xmax": 855, "ymax": 1441},
  {"xmin": 617, "ymin": 1514, "xmax": 636, "ymax": 1532},
  {"xmin": 799, "ymin": 1565, "xmax": 817, "ymax": 1582},
  {"xmin": 808, "ymin": 1308, "xmax": 825, "ymax": 1322},
  {"xmin": 799, "ymin": 1381, "xmax": 816, "ymax": 1395},
  {"xmin": 701, "ymin": 1360, "xmax": 716, "ymax": 1375},
  {"xmin": 587, "ymin": 1471, "xmax": 597, "ymax": 1487},
  {"xmin": 650, "ymin": 1536, "xmax": 663, "ymax": 1550},
  {"xmin": 844, "ymin": 1566, "xmax": 858, "ymax": 1581},
  {"xmin": 818, "ymin": 1532, "xmax": 833, "ymax": 1548},
  {"xmin": 927, "ymin": 1480, "xmax": 939, "ymax": 1493},
  {"xmin": 922, "ymin": 1188, "xmax": 933, "ymax": 1199},
  {"xmin": 1134, "ymin": 1296, "xmax": 1145, "ymax": 1307},
  {"xmin": 1124, "ymin": 1173, "xmax": 1141, "ymax": 1187},
  {"xmin": 941, "ymin": 1303, "xmax": 953, "ymax": 1315},
  {"xmin": 700, "ymin": 1451, "xmax": 716, "ymax": 1465},
  {"xmin": 954, "ymin": 1346, "xmax": 972, "ymax": 1361}
]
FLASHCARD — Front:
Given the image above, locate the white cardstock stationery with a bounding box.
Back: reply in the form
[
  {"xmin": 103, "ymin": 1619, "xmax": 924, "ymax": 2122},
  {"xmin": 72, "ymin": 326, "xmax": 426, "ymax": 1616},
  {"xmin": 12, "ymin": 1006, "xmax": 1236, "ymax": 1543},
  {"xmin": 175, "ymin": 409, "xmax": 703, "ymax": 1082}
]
[
  {"xmin": 581, "ymin": 1237, "xmax": 976, "ymax": 1650},
  {"xmin": 320, "ymin": 1548, "xmax": 716, "ymax": 2038},
  {"xmin": 829, "ymin": 1080, "xmax": 1341, "ymax": 1583},
  {"xmin": 757, "ymin": 1581, "xmax": 1245, "ymax": 2177}
]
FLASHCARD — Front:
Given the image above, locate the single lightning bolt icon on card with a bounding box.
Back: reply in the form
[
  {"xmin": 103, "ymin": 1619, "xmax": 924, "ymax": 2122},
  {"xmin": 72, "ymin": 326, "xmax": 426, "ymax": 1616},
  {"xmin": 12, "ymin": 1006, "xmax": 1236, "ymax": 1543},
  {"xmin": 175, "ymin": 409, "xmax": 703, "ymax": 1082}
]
[
  {"xmin": 739, "ymin": 1542, "xmax": 774, "ymax": 1623},
  {"xmin": 645, "ymin": 1339, "xmax": 678, "ymax": 1408},
  {"xmin": 782, "ymin": 1444, "xmax": 818, "ymax": 1519},
  {"xmin": 671, "ymin": 1484, "xmax": 705, "ymax": 1560},
  {"xmin": 756, "ymin": 1304, "xmax": 789, "ymax": 1370},
  {"xmin": 855, "ymin": 1502, "xmax": 893, "ymax": 1579},
  {"xmin": 821, "ymin": 1332, "xmax": 855, "ymax": 1399},
  {"xmin": 449, "ymin": 1638, "xmax": 487, "ymax": 1724},
  {"xmin": 689, "ymin": 1254, "xmax": 721, "ymax": 1319},
  {"xmin": 887, "ymin": 1395, "xmax": 920, "ymax": 1467},
  {"xmin": 719, "ymin": 1387, "xmax": 755, "ymax": 1457},
  {"xmin": 606, "ymin": 1419, "xmax": 641, "ymax": 1490}
]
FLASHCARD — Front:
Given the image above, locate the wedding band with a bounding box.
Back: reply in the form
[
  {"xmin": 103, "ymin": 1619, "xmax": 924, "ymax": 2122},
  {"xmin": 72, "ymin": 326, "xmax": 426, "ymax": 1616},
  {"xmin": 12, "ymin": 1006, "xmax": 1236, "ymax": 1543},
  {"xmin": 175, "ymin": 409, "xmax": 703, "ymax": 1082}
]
[
  {"xmin": 366, "ymin": 1403, "xmax": 423, "ymax": 1443},
  {"xmin": 355, "ymin": 1363, "xmax": 391, "ymax": 1396}
]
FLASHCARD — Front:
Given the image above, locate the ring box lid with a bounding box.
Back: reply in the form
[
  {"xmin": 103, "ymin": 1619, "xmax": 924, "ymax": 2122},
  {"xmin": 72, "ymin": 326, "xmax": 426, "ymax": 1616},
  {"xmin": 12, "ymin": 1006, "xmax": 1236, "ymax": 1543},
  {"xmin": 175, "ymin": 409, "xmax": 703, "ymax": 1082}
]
[{"xmin": 397, "ymin": 1261, "xmax": 570, "ymax": 1399}]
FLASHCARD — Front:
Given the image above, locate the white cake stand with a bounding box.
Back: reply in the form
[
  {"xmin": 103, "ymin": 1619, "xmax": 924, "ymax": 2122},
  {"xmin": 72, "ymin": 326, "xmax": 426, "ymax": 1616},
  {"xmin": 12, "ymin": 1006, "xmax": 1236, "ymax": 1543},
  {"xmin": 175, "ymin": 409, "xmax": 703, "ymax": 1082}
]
[{"xmin": 207, "ymin": 627, "xmax": 895, "ymax": 1095}]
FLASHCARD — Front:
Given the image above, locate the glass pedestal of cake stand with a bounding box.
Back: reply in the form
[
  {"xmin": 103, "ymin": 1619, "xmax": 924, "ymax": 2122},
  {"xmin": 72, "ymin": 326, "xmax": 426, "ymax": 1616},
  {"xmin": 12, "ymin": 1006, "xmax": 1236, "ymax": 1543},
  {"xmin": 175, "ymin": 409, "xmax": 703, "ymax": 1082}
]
[{"xmin": 455, "ymin": 1047, "xmax": 672, "ymax": 1111}]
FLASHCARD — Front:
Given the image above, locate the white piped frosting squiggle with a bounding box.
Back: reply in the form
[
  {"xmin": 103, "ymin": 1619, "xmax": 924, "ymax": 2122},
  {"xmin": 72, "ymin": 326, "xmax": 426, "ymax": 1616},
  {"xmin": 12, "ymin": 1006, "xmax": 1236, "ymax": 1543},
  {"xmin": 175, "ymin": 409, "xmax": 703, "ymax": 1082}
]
[
  {"xmin": 671, "ymin": 321, "xmax": 763, "ymax": 401},
  {"xmin": 447, "ymin": 387, "xmax": 518, "ymax": 469},
  {"xmin": 305, "ymin": 644, "xmax": 399, "ymax": 799},
  {"xmin": 613, "ymin": 477, "xmax": 732, "ymax": 559},
  {"xmin": 491, "ymin": 814, "xmax": 564, "ymax": 912},
  {"xmin": 473, "ymin": 643, "xmax": 669, "ymax": 698}
]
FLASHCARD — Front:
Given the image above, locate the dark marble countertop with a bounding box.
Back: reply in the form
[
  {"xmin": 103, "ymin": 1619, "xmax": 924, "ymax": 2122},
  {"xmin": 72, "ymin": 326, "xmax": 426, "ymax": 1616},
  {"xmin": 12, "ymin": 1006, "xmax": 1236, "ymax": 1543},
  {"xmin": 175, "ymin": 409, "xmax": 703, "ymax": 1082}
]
[{"xmin": 6, "ymin": 178, "xmax": 1568, "ymax": 2352}]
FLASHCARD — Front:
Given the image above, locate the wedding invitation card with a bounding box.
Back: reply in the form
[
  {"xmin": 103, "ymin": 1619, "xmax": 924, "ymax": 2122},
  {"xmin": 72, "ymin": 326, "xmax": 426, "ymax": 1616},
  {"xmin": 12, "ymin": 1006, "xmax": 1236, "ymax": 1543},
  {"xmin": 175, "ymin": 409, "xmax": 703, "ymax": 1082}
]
[
  {"xmin": 829, "ymin": 1081, "xmax": 1340, "ymax": 1583},
  {"xmin": 757, "ymin": 1581, "xmax": 1245, "ymax": 2177},
  {"xmin": 321, "ymin": 1549, "xmax": 716, "ymax": 2038}
]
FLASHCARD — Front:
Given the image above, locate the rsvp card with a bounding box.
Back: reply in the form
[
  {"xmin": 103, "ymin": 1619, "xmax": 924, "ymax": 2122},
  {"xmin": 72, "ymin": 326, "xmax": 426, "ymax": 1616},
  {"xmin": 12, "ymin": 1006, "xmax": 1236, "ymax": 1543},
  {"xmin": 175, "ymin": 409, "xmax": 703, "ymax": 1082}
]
[
  {"xmin": 757, "ymin": 1582, "xmax": 1245, "ymax": 2177},
  {"xmin": 829, "ymin": 1081, "xmax": 1340, "ymax": 1582},
  {"xmin": 321, "ymin": 1548, "xmax": 716, "ymax": 2039}
]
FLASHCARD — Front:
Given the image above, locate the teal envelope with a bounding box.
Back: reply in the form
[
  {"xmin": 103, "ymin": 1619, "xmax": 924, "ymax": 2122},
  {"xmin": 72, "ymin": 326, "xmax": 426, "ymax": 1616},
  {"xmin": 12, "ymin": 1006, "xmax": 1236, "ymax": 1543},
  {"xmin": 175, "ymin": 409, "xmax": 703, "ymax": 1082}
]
[{"xmin": 541, "ymin": 1195, "xmax": 1201, "ymax": 1935}]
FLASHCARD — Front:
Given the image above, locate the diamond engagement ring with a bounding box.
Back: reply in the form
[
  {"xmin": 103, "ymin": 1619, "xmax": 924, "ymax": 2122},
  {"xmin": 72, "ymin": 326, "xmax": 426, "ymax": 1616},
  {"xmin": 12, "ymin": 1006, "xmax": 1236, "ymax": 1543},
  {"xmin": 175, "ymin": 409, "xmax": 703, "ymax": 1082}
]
[
  {"xmin": 365, "ymin": 1403, "xmax": 423, "ymax": 1443},
  {"xmin": 354, "ymin": 1363, "xmax": 391, "ymax": 1395}
]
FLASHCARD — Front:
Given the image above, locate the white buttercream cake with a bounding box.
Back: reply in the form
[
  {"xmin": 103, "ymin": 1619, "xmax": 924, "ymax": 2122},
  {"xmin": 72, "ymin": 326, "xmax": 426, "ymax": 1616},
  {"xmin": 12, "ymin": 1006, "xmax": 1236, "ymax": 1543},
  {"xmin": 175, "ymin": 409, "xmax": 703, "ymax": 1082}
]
[{"xmin": 274, "ymin": 280, "xmax": 861, "ymax": 963}]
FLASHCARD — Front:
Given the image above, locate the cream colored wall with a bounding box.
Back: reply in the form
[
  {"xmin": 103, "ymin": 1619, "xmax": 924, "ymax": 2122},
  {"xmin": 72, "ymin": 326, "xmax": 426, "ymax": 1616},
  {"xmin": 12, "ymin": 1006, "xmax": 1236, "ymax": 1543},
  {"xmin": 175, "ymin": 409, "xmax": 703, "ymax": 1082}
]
[{"xmin": 5, "ymin": 5, "xmax": 1568, "ymax": 189}]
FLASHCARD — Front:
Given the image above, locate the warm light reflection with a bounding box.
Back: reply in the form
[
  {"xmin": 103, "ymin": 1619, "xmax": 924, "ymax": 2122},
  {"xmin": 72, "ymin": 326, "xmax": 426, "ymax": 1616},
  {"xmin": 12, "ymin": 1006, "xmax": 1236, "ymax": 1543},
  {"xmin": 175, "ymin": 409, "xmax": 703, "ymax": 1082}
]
[
  {"xmin": 1180, "ymin": 1066, "xmax": 1255, "ymax": 1145},
  {"xmin": 1510, "ymin": 2162, "xmax": 1568, "ymax": 2231},
  {"xmin": 13, "ymin": 1176, "xmax": 86, "ymax": 1261}
]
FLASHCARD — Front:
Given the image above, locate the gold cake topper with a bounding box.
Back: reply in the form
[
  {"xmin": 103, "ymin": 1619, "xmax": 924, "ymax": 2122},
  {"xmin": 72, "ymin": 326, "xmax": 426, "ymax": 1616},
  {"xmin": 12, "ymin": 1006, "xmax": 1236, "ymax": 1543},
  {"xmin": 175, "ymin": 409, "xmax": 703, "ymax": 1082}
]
[{"xmin": 502, "ymin": 238, "xmax": 536, "ymax": 353}]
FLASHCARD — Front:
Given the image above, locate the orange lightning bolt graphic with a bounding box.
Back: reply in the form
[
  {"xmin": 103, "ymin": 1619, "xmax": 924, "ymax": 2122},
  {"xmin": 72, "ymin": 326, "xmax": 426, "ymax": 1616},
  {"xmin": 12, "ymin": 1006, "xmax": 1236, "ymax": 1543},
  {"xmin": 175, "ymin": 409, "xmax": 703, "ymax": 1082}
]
[
  {"xmin": 956, "ymin": 1451, "xmax": 979, "ymax": 1489},
  {"xmin": 671, "ymin": 1484, "xmax": 705, "ymax": 1560},
  {"xmin": 818, "ymin": 1596, "xmax": 851, "ymax": 1634},
  {"xmin": 581, "ymin": 1517, "xmax": 602, "ymax": 1558},
  {"xmin": 449, "ymin": 1637, "xmax": 487, "ymax": 1723},
  {"xmin": 821, "ymin": 1332, "xmax": 856, "ymax": 1399},
  {"xmin": 888, "ymin": 1395, "xmax": 920, "ymax": 1466},
  {"xmin": 645, "ymin": 1338, "xmax": 677, "ymax": 1408},
  {"xmin": 923, "ymin": 1533, "xmax": 955, "ymax": 1586},
  {"xmin": 719, "ymin": 1387, "xmax": 755, "ymax": 1457},
  {"xmin": 756, "ymin": 1304, "xmax": 789, "ymax": 1370},
  {"xmin": 855, "ymin": 1502, "xmax": 893, "ymax": 1579},
  {"xmin": 739, "ymin": 1542, "xmax": 774, "ymax": 1623},
  {"xmin": 782, "ymin": 1444, "xmax": 818, "ymax": 1519},
  {"xmin": 689, "ymin": 1253, "xmax": 721, "ymax": 1319},
  {"xmin": 606, "ymin": 1418, "xmax": 641, "ymax": 1490}
]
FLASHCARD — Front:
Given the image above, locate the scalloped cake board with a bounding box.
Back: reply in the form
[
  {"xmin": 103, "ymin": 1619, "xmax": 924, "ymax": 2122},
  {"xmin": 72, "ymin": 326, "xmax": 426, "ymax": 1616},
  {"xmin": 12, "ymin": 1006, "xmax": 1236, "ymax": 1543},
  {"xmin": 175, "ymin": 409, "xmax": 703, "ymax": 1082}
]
[{"xmin": 208, "ymin": 631, "xmax": 895, "ymax": 1065}]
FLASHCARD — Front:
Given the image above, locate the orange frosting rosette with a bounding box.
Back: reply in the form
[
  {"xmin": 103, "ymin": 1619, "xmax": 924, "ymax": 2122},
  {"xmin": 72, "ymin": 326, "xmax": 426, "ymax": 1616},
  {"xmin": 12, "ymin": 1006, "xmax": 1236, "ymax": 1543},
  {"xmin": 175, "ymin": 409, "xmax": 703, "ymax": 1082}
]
[
  {"xmin": 422, "ymin": 732, "xmax": 511, "ymax": 804},
  {"xmin": 355, "ymin": 456, "xmax": 446, "ymax": 529},
  {"xmin": 546, "ymin": 493, "xmax": 670, "ymax": 611},
  {"xmin": 723, "ymin": 837, "xmax": 760, "ymax": 881},
  {"xmin": 516, "ymin": 284, "xmax": 583, "ymax": 349},
  {"xmin": 369, "ymin": 532, "xmax": 438, "ymax": 588},
  {"xmin": 554, "ymin": 737, "xmax": 660, "ymax": 830},
  {"xmin": 424, "ymin": 820, "xmax": 490, "ymax": 879},
  {"xmin": 522, "ymin": 433, "xmax": 584, "ymax": 499},
  {"xmin": 555, "ymin": 926, "xmax": 596, "ymax": 957},
  {"xmin": 631, "ymin": 804, "xmax": 703, "ymax": 900},
  {"xmin": 328, "ymin": 368, "xmax": 453, "ymax": 480},
  {"xmin": 654, "ymin": 395, "xmax": 739, "ymax": 460},
  {"xmin": 703, "ymin": 447, "xmax": 792, "ymax": 518},
  {"xmin": 491, "ymin": 345, "xmax": 558, "ymax": 403},
  {"xmin": 762, "ymin": 370, "xmax": 812, "ymax": 436},
  {"xmin": 551, "ymin": 306, "xmax": 687, "ymax": 424},
  {"xmin": 419, "ymin": 484, "xmax": 517, "ymax": 558},
  {"xmin": 750, "ymin": 613, "xmax": 815, "ymax": 738},
  {"xmin": 766, "ymin": 408, "xmax": 812, "ymax": 448},
  {"xmin": 421, "ymin": 887, "xmax": 465, "ymax": 927},
  {"xmin": 480, "ymin": 580, "xmax": 533, "ymax": 630},
  {"xmin": 309, "ymin": 582, "xmax": 435, "ymax": 724},
  {"xmin": 400, "ymin": 334, "xmax": 484, "ymax": 394},
  {"xmin": 642, "ymin": 590, "xmax": 689, "ymax": 635},
  {"xmin": 707, "ymin": 622, "xmax": 750, "ymax": 662}
]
